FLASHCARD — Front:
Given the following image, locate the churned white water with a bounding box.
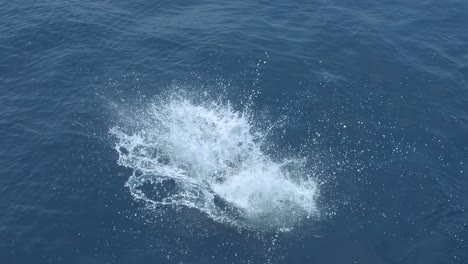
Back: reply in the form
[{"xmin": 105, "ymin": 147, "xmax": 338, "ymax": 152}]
[{"xmin": 111, "ymin": 96, "xmax": 319, "ymax": 230}]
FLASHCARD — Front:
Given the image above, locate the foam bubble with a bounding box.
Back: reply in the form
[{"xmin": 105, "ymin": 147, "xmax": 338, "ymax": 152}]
[{"xmin": 111, "ymin": 96, "xmax": 319, "ymax": 230}]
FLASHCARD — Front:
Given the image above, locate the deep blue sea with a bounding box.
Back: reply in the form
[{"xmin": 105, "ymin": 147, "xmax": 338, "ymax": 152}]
[{"xmin": 1, "ymin": 0, "xmax": 468, "ymax": 263}]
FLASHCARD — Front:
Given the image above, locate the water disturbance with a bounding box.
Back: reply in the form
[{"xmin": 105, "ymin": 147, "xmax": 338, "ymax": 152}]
[{"xmin": 111, "ymin": 95, "xmax": 319, "ymax": 230}]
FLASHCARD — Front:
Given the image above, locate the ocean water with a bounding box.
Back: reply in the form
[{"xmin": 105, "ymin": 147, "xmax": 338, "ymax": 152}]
[{"xmin": 1, "ymin": 0, "xmax": 468, "ymax": 263}]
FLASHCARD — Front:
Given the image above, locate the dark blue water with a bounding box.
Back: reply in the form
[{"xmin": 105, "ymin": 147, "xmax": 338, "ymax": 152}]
[{"xmin": 2, "ymin": 0, "xmax": 468, "ymax": 263}]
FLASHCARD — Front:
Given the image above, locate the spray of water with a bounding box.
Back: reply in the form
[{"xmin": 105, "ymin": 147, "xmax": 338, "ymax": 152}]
[{"xmin": 111, "ymin": 95, "xmax": 319, "ymax": 230}]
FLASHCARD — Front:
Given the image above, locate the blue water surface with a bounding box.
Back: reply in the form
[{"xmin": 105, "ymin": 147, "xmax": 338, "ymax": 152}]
[{"xmin": 1, "ymin": 0, "xmax": 468, "ymax": 263}]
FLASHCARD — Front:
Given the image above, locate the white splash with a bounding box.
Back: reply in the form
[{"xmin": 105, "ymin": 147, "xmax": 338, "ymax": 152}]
[{"xmin": 111, "ymin": 97, "xmax": 319, "ymax": 229}]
